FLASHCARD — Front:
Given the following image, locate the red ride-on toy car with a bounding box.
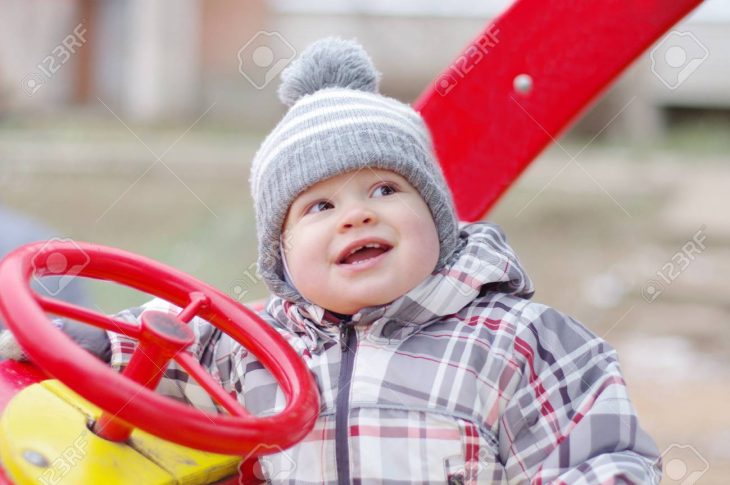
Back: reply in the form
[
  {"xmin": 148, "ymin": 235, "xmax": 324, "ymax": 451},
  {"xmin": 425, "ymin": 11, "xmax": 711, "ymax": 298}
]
[
  {"xmin": 0, "ymin": 0, "xmax": 704, "ymax": 483},
  {"xmin": 0, "ymin": 242, "xmax": 319, "ymax": 484}
]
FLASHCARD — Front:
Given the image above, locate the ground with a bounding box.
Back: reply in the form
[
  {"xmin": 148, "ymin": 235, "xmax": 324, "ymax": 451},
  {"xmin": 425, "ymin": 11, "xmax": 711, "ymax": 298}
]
[{"xmin": 0, "ymin": 116, "xmax": 728, "ymax": 484}]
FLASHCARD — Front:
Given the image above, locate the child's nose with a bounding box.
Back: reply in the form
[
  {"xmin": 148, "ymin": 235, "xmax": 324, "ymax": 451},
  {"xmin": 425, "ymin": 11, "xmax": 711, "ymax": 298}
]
[{"xmin": 338, "ymin": 206, "xmax": 377, "ymax": 231}]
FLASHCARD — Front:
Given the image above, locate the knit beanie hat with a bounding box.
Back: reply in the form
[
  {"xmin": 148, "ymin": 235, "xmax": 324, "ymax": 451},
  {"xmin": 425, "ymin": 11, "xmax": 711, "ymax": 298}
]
[{"xmin": 250, "ymin": 36, "xmax": 459, "ymax": 303}]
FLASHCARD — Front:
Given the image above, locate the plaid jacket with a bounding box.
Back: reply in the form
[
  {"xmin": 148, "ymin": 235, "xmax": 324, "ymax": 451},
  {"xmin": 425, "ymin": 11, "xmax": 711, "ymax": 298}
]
[{"xmin": 107, "ymin": 222, "xmax": 661, "ymax": 484}]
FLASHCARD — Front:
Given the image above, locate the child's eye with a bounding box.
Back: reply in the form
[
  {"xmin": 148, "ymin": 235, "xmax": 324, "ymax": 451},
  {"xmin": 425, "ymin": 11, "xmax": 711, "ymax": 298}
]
[
  {"xmin": 305, "ymin": 200, "xmax": 334, "ymax": 215},
  {"xmin": 372, "ymin": 183, "xmax": 398, "ymax": 197}
]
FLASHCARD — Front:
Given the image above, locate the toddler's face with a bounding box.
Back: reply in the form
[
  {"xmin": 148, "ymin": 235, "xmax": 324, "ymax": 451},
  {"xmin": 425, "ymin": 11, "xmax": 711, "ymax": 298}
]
[{"xmin": 282, "ymin": 168, "xmax": 439, "ymax": 314}]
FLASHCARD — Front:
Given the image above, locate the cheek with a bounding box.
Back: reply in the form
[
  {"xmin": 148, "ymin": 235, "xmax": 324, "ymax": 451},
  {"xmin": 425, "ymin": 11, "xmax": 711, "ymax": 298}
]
[
  {"xmin": 410, "ymin": 202, "xmax": 440, "ymax": 245},
  {"xmin": 284, "ymin": 228, "xmax": 328, "ymax": 279},
  {"xmin": 420, "ymin": 223, "xmax": 441, "ymax": 263},
  {"xmin": 400, "ymin": 211, "xmax": 440, "ymax": 265}
]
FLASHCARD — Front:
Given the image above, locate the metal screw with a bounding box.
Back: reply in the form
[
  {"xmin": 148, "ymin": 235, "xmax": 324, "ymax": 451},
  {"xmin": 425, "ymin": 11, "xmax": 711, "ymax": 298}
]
[
  {"xmin": 513, "ymin": 74, "xmax": 533, "ymax": 94},
  {"xmin": 22, "ymin": 449, "xmax": 49, "ymax": 468}
]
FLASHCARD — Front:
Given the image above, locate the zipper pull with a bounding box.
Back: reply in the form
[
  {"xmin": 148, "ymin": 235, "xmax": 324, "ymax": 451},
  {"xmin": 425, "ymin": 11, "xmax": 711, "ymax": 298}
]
[{"xmin": 339, "ymin": 323, "xmax": 349, "ymax": 352}]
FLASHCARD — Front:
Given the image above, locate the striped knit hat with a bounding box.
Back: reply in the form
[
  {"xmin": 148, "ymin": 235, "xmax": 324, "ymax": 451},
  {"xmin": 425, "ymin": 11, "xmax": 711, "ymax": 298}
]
[{"xmin": 250, "ymin": 37, "xmax": 459, "ymax": 303}]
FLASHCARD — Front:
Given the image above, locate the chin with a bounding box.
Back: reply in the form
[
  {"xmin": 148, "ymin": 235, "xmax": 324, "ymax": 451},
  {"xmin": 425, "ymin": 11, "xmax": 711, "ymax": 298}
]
[
  {"xmin": 321, "ymin": 292, "xmax": 395, "ymax": 315},
  {"xmin": 348, "ymin": 294, "xmax": 398, "ymax": 313}
]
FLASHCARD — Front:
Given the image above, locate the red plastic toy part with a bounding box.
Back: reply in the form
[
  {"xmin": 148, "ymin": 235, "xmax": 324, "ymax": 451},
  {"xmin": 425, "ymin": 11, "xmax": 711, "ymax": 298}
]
[
  {"xmin": 0, "ymin": 241, "xmax": 320, "ymax": 456},
  {"xmin": 416, "ymin": 0, "xmax": 704, "ymax": 221}
]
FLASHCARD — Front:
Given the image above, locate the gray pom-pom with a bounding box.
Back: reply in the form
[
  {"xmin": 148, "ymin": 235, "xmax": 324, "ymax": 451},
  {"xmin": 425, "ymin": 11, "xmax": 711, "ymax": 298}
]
[{"xmin": 278, "ymin": 37, "xmax": 381, "ymax": 107}]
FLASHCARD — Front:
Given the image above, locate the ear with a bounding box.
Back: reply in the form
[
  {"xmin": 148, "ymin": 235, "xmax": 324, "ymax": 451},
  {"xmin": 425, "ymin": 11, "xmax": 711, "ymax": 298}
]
[{"xmin": 280, "ymin": 229, "xmax": 293, "ymax": 255}]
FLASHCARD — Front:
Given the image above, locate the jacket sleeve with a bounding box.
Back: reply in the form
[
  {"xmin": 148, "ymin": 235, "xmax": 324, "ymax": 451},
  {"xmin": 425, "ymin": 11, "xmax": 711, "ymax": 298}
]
[
  {"xmin": 106, "ymin": 298, "xmax": 252, "ymax": 413},
  {"xmin": 498, "ymin": 305, "xmax": 662, "ymax": 484}
]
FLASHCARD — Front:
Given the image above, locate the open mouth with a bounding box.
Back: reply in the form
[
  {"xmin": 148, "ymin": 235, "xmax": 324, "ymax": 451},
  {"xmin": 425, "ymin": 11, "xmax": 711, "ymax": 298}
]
[{"xmin": 336, "ymin": 241, "xmax": 393, "ymax": 266}]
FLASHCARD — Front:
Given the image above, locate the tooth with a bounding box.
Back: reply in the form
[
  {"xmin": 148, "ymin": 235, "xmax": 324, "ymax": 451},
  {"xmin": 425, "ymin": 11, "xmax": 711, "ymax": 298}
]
[{"xmin": 343, "ymin": 242, "xmax": 387, "ymax": 261}]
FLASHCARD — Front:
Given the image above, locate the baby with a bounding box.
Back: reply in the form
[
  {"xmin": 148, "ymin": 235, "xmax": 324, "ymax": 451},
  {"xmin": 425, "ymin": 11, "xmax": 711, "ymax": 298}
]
[{"xmin": 1, "ymin": 37, "xmax": 662, "ymax": 483}]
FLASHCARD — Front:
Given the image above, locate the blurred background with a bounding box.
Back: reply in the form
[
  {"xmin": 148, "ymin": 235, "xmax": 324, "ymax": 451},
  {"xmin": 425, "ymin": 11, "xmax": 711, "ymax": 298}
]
[{"xmin": 1, "ymin": 0, "xmax": 728, "ymax": 483}]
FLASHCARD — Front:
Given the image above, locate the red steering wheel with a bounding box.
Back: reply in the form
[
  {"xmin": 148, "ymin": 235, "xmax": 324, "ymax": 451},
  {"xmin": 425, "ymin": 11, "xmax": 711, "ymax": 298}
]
[{"xmin": 0, "ymin": 241, "xmax": 319, "ymax": 456}]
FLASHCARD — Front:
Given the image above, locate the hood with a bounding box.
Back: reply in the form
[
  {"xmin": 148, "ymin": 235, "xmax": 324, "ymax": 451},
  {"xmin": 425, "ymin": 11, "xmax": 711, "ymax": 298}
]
[{"xmin": 264, "ymin": 221, "xmax": 534, "ymax": 348}]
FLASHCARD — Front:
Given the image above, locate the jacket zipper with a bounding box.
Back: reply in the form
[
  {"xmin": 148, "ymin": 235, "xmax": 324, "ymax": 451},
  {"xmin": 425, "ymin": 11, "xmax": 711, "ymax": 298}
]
[{"xmin": 335, "ymin": 321, "xmax": 357, "ymax": 485}]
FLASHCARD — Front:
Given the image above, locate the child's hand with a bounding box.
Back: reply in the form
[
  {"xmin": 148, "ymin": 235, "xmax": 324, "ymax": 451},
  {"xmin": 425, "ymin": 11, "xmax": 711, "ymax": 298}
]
[
  {"xmin": 0, "ymin": 329, "xmax": 26, "ymax": 361},
  {"xmin": 61, "ymin": 320, "xmax": 111, "ymax": 362},
  {"xmin": 0, "ymin": 320, "xmax": 110, "ymax": 363}
]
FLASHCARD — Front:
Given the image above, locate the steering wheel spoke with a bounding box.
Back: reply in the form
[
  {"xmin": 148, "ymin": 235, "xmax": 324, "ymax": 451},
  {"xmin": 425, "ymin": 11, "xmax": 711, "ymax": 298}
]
[
  {"xmin": 175, "ymin": 351, "xmax": 252, "ymax": 418},
  {"xmin": 176, "ymin": 291, "xmax": 208, "ymax": 323},
  {"xmin": 37, "ymin": 296, "xmax": 141, "ymax": 339}
]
